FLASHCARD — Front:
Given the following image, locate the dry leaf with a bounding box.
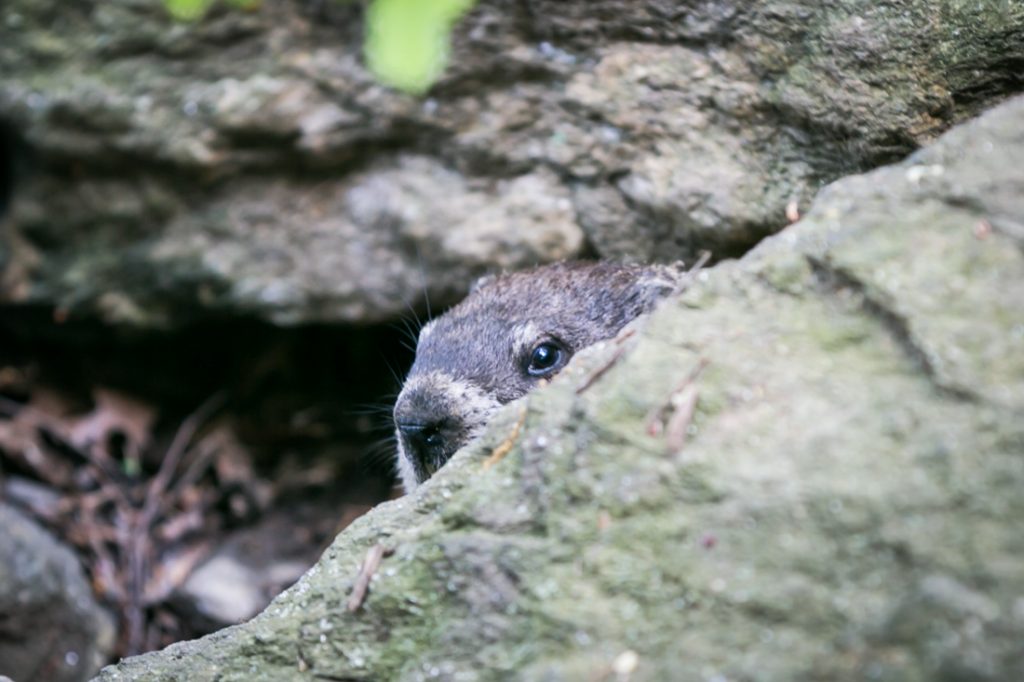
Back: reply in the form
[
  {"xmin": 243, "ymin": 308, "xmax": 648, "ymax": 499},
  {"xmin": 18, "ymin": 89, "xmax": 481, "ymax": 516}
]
[
  {"xmin": 69, "ymin": 387, "xmax": 157, "ymax": 461},
  {"xmin": 0, "ymin": 396, "xmax": 75, "ymax": 487}
]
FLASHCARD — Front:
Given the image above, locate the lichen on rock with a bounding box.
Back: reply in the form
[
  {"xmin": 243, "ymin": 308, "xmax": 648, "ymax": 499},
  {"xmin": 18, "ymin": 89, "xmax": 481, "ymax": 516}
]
[
  {"xmin": 95, "ymin": 94, "xmax": 1024, "ymax": 682},
  {"xmin": 1, "ymin": 0, "xmax": 1021, "ymax": 325}
]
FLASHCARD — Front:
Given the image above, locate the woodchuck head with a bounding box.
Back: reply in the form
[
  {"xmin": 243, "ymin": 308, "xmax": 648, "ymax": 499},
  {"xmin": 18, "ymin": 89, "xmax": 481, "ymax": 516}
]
[{"xmin": 393, "ymin": 260, "xmax": 684, "ymax": 492}]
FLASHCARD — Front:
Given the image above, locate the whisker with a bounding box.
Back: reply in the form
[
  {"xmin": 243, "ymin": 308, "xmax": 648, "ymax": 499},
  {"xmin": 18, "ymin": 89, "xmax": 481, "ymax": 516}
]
[
  {"xmin": 414, "ymin": 243, "xmax": 433, "ymax": 323},
  {"xmin": 362, "ymin": 434, "xmax": 399, "ymax": 469},
  {"xmin": 349, "ymin": 403, "xmax": 397, "ymax": 417},
  {"xmin": 400, "ymin": 293, "xmax": 423, "ymax": 331},
  {"xmin": 382, "ymin": 358, "xmax": 405, "ymax": 388}
]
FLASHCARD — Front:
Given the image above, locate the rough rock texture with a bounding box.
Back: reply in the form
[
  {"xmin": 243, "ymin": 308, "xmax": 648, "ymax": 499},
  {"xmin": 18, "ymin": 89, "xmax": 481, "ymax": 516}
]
[
  {"xmin": 1, "ymin": 0, "xmax": 1022, "ymax": 325},
  {"xmin": 0, "ymin": 504, "xmax": 115, "ymax": 682},
  {"xmin": 94, "ymin": 94, "xmax": 1024, "ymax": 681}
]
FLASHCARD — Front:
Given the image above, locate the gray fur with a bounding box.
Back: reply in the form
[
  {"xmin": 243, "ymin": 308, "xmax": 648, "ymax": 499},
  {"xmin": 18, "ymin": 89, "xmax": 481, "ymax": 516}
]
[{"xmin": 394, "ymin": 261, "xmax": 685, "ymax": 492}]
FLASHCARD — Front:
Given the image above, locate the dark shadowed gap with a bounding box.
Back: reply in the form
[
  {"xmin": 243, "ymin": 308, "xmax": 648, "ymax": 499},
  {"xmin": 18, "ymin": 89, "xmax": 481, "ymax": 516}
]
[
  {"xmin": 0, "ymin": 119, "xmax": 28, "ymax": 219},
  {"xmin": 0, "ymin": 308, "xmax": 416, "ymax": 482},
  {"xmin": 0, "ymin": 307, "xmax": 419, "ymax": 653}
]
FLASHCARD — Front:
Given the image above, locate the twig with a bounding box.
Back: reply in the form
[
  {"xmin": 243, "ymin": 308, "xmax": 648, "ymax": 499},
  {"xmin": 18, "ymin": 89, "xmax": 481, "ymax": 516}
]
[
  {"xmin": 677, "ymin": 250, "xmax": 712, "ymax": 291},
  {"xmin": 163, "ymin": 437, "xmax": 220, "ymax": 515},
  {"xmin": 125, "ymin": 392, "xmax": 225, "ymax": 655},
  {"xmin": 575, "ymin": 346, "xmax": 628, "ymax": 395},
  {"xmin": 346, "ymin": 543, "xmax": 393, "ymax": 612},
  {"xmin": 143, "ymin": 392, "xmax": 226, "ymax": 519},
  {"xmin": 482, "ymin": 403, "xmax": 528, "ymax": 471},
  {"xmin": 645, "ymin": 358, "xmax": 709, "ymax": 455},
  {"xmin": 663, "ymin": 384, "xmax": 700, "ymax": 455},
  {"xmin": 786, "ymin": 200, "xmax": 801, "ymax": 223},
  {"xmin": 613, "ymin": 328, "xmax": 636, "ymax": 345}
]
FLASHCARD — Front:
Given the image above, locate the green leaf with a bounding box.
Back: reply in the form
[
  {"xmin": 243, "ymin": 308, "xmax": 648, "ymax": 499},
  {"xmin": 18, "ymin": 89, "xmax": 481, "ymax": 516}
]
[
  {"xmin": 163, "ymin": 0, "xmax": 216, "ymax": 21},
  {"xmin": 365, "ymin": 0, "xmax": 476, "ymax": 94}
]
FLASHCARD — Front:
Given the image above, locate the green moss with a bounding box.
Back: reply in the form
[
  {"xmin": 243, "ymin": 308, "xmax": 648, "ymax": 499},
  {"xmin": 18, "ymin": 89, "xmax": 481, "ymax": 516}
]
[
  {"xmin": 756, "ymin": 250, "xmax": 814, "ymax": 296},
  {"xmin": 96, "ymin": 69, "xmax": 1024, "ymax": 682}
]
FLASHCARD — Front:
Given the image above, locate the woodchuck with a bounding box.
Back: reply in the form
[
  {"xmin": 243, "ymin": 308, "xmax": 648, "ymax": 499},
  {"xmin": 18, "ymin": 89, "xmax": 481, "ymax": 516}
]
[{"xmin": 393, "ymin": 261, "xmax": 686, "ymax": 492}]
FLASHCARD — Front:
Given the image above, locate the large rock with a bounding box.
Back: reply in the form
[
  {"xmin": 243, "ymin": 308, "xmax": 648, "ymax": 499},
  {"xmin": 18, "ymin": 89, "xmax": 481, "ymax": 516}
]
[
  {"xmin": 94, "ymin": 94, "xmax": 1024, "ymax": 681},
  {"xmin": 1, "ymin": 1, "xmax": 1021, "ymax": 325},
  {"xmin": 0, "ymin": 504, "xmax": 114, "ymax": 682}
]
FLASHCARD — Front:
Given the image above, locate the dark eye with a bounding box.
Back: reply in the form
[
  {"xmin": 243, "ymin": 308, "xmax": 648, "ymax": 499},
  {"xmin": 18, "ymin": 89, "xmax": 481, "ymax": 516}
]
[{"xmin": 527, "ymin": 342, "xmax": 565, "ymax": 377}]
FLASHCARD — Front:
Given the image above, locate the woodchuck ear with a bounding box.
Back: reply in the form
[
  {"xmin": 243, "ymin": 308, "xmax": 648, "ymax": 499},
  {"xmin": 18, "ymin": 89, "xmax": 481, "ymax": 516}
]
[
  {"xmin": 617, "ymin": 261, "xmax": 690, "ymax": 314},
  {"xmin": 636, "ymin": 261, "xmax": 688, "ymax": 297},
  {"xmin": 469, "ymin": 272, "xmax": 498, "ymax": 293}
]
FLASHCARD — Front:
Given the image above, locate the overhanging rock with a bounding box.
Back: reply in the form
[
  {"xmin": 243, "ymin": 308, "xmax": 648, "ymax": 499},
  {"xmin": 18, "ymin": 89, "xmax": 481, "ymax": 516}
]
[
  {"xmin": 96, "ymin": 96, "xmax": 1024, "ymax": 681},
  {"xmin": 2, "ymin": 0, "xmax": 1022, "ymax": 325}
]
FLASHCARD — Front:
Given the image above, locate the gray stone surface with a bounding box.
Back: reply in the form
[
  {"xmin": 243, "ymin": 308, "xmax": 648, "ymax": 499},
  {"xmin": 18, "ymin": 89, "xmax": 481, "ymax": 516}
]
[
  {"xmin": 0, "ymin": 504, "xmax": 114, "ymax": 682},
  {"xmin": 1, "ymin": 0, "xmax": 1021, "ymax": 325},
  {"xmin": 94, "ymin": 94, "xmax": 1024, "ymax": 682}
]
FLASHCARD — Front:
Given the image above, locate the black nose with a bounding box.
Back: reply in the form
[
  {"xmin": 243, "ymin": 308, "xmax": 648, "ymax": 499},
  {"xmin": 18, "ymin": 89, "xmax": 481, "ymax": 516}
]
[
  {"xmin": 394, "ymin": 382, "xmax": 467, "ymax": 483},
  {"xmin": 397, "ymin": 421, "xmax": 445, "ymax": 452}
]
